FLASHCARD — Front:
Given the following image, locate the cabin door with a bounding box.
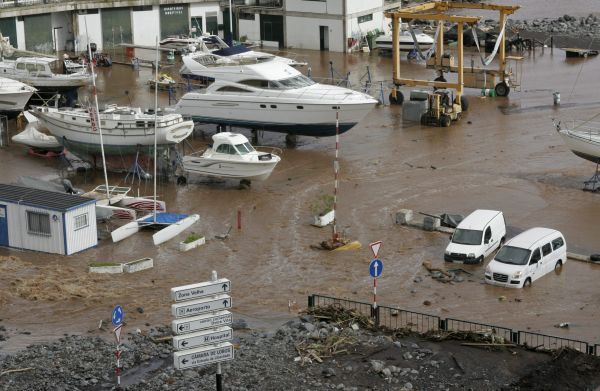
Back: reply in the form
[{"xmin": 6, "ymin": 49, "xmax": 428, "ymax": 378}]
[
  {"xmin": 0, "ymin": 205, "xmax": 8, "ymax": 247},
  {"xmin": 319, "ymin": 26, "xmax": 329, "ymax": 51}
]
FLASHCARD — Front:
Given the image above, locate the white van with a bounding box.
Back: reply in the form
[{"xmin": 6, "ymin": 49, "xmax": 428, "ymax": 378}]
[
  {"xmin": 485, "ymin": 227, "xmax": 566, "ymax": 288},
  {"xmin": 444, "ymin": 210, "xmax": 506, "ymax": 264}
]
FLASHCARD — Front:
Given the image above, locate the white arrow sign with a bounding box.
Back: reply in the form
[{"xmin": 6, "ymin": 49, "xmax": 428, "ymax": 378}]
[
  {"xmin": 171, "ymin": 294, "xmax": 232, "ymax": 318},
  {"xmin": 173, "ymin": 326, "xmax": 232, "ymax": 351},
  {"xmin": 171, "ymin": 279, "xmax": 231, "ymax": 302},
  {"xmin": 172, "ymin": 310, "xmax": 233, "ymax": 335},
  {"xmin": 369, "ymin": 240, "xmax": 382, "ymax": 258},
  {"xmin": 174, "ymin": 342, "xmax": 234, "ymax": 370}
]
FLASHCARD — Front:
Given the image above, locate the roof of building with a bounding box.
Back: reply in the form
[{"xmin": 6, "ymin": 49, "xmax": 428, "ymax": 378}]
[{"xmin": 0, "ymin": 184, "xmax": 95, "ymax": 212}]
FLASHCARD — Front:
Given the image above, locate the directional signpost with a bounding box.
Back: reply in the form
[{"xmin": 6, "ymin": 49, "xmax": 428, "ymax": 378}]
[
  {"xmin": 111, "ymin": 305, "xmax": 124, "ymax": 389},
  {"xmin": 369, "ymin": 241, "xmax": 383, "ymax": 317},
  {"xmin": 171, "ymin": 271, "xmax": 234, "ymax": 390}
]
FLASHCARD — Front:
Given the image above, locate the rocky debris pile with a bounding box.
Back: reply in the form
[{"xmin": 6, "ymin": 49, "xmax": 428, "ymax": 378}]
[
  {"xmin": 1, "ymin": 310, "xmax": 600, "ymax": 390},
  {"xmin": 508, "ymin": 14, "xmax": 600, "ymax": 37}
]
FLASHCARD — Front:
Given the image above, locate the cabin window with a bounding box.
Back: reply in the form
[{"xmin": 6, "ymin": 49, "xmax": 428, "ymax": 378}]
[
  {"xmin": 216, "ymin": 144, "xmax": 236, "ymax": 154},
  {"xmin": 27, "ymin": 211, "xmax": 51, "ymax": 236},
  {"xmin": 260, "ymin": 104, "xmax": 266, "ymax": 108},
  {"xmin": 74, "ymin": 213, "xmax": 89, "ymax": 230},
  {"xmin": 270, "ymin": 105, "xmax": 277, "ymax": 109},
  {"xmin": 72, "ymin": 117, "xmax": 76, "ymax": 120},
  {"xmin": 216, "ymin": 86, "xmax": 252, "ymax": 93},
  {"xmin": 235, "ymin": 142, "xmax": 255, "ymax": 155},
  {"xmin": 331, "ymin": 106, "xmax": 340, "ymax": 110},
  {"xmin": 101, "ymin": 121, "xmax": 106, "ymax": 125},
  {"xmin": 36, "ymin": 64, "xmax": 45, "ymax": 72},
  {"xmin": 136, "ymin": 121, "xmax": 146, "ymax": 127},
  {"xmin": 358, "ymin": 14, "xmax": 373, "ymax": 24},
  {"xmin": 297, "ymin": 106, "xmax": 304, "ymax": 109},
  {"xmin": 26, "ymin": 64, "xmax": 37, "ymax": 72},
  {"xmin": 240, "ymin": 79, "xmax": 269, "ymax": 88},
  {"xmin": 86, "ymin": 119, "xmax": 90, "ymax": 123},
  {"xmin": 16, "ymin": 63, "xmax": 26, "ymax": 70},
  {"xmin": 147, "ymin": 122, "xmax": 155, "ymax": 128}
]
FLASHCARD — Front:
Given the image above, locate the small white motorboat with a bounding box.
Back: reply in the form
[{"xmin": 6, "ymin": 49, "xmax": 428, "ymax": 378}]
[
  {"xmin": 375, "ymin": 31, "xmax": 434, "ymax": 52},
  {"xmin": 181, "ymin": 132, "xmax": 281, "ymax": 182},
  {"xmin": 11, "ymin": 126, "xmax": 63, "ymax": 151}
]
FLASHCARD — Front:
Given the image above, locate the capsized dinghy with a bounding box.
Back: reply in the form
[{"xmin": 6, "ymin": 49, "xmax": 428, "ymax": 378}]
[{"xmin": 111, "ymin": 212, "xmax": 200, "ymax": 245}]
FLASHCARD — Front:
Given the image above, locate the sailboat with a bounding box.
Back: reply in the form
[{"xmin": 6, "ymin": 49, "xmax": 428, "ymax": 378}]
[
  {"xmin": 111, "ymin": 38, "xmax": 199, "ymax": 245},
  {"xmin": 554, "ymin": 118, "xmax": 600, "ymax": 190}
]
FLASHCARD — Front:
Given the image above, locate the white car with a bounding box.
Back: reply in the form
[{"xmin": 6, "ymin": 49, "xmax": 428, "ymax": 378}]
[
  {"xmin": 444, "ymin": 209, "xmax": 506, "ymax": 264},
  {"xmin": 485, "ymin": 227, "xmax": 566, "ymax": 288}
]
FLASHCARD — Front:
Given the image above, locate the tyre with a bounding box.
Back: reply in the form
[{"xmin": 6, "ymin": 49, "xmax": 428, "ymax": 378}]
[
  {"xmin": 441, "ymin": 115, "xmax": 451, "ymax": 127},
  {"xmin": 176, "ymin": 176, "xmax": 187, "ymax": 185},
  {"xmin": 523, "ymin": 278, "xmax": 532, "ymax": 288},
  {"xmin": 495, "ymin": 82, "xmax": 510, "ymax": 97},
  {"xmin": 389, "ymin": 91, "xmax": 404, "ymax": 105},
  {"xmin": 420, "ymin": 114, "xmax": 429, "ymax": 126},
  {"xmin": 460, "ymin": 95, "xmax": 469, "ymax": 111},
  {"xmin": 554, "ymin": 260, "xmax": 563, "ymax": 272},
  {"xmin": 477, "ymin": 256, "xmax": 484, "ymax": 264}
]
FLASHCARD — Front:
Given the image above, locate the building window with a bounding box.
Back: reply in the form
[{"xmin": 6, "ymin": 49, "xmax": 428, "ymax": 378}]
[
  {"xmin": 239, "ymin": 12, "xmax": 255, "ymax": 21},
  {"xmin": 74, "ymin": 213, "xmax": 88, "ymax": 230},
  {"xmin": 27, "ymin": 211, "xmax": 51, "ymax": 236},
  {"xmin": 358, "ymin": 14, "xmax": 373, "ymax": 24}
]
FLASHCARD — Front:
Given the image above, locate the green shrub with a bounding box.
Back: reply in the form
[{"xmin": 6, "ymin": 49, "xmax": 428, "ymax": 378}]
[{"xmin": 183, "ymin": 232, "xmax": 203, "ymax": 244}]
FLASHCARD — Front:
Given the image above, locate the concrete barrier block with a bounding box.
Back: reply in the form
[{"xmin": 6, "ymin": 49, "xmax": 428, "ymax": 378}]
[
  {"xmin": 395, "ymin": 209, "xmax": 413, "ymax": 225},
  {"xmin": 89, "ymin": 263, "xmax": 123, "ymax": 274},
  {"xmin": 123, "ymin": 257, "xmax": 154, "ymax": 273},
  {"xmin": 423, "ymin": 216, "xmax": 440, "ymax": 231}
]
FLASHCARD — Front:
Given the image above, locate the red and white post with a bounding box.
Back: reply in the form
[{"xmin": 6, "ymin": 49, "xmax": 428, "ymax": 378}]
[{"xmin": 332, "ymin": 111, "xmax": 340, "ymax": 243}]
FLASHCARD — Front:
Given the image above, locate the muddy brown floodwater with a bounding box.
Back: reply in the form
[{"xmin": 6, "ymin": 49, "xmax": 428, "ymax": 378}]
[{"xmin": 0, "ymin": 44, "xmax": 599, "ymax": 355}]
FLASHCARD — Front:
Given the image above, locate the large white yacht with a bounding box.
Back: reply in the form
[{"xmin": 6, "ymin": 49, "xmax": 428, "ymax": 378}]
[{"xmin": 175, "ymin": 53, "xmax": 377, "ymax": 137}]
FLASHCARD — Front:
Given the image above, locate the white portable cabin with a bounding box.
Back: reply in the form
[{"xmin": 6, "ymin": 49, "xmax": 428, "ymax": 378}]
[{"xmin": 0, "ymin": 184, "xmax": 97, "ymax": 255}]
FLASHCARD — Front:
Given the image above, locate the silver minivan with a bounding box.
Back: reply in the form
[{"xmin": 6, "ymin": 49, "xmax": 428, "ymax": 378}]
[{"xmin": 485, "ymin": 227, "xmax": 567, "ymax": 288}]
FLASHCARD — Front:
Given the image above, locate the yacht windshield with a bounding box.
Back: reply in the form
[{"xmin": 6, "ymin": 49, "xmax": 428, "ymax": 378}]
[
  {"xmin": 270, "ymin": 75, "xmax": 315, "ymax": 89},
  {"xmin": 235, "ymin": 142, "xmax": 255, "ymax": 155},
  {"xmin": 451, "ymin": 229, "xmax": 483, "ymax": 245},
  {"xmin": 494, "ymin": 246, "xmax": 531, "ymax": 265}
]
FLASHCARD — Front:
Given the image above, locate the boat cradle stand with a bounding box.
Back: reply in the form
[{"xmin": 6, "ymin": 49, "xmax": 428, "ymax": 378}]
[{"xmin": 583, "ymin": 162, "xmax": 600, "ymax": 192}]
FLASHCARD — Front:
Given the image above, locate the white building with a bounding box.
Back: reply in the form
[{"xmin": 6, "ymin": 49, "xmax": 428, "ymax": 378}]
[
  {"xmin": 229, "ymin": 0, "xmax": 395, "ymax": 52},
  {"xmin": 0, "ymin": 184, "xmax": 97, "ymax": 255}
]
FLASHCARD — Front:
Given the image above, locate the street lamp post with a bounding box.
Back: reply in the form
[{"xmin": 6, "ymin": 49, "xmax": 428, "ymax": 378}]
[{"xmin": 229, "ymin": 0, "xmax": 233, "ymax": 42}]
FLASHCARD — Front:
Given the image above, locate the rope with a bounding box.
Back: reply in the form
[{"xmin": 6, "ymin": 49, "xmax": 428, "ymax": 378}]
[{"xmin": 407, "ymin": 22, "xmax": 441, "ymax": 61}]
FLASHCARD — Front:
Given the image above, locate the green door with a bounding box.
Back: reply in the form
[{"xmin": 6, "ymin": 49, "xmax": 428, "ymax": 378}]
[{"xmin": 24, "ymin": 14, "xmax": 52, "ymax": 53}]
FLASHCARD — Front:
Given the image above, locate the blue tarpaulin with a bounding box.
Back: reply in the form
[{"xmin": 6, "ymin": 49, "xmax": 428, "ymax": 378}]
[{"xmin": 141, "ymin": 213, "xmax": 188, "ymax": 225}]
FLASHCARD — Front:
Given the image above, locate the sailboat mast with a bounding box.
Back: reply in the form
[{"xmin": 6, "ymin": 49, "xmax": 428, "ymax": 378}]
[
  {"xmin": 153, "ymin": 37, "xmax": 159, "ymax": 223},
  {"xmin": 84, "ymin": 16, "xmax": 111, "ymax": 200}
]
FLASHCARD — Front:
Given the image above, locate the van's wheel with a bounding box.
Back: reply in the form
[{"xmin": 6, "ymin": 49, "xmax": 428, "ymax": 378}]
[
  {"xmin": 477, "ymin": 256, "xmax": 484, "ymax": 264},
  {"xmin": 554, "ymin": 260, "xmax": 563, "ymax": 272},
  {"xmin": 523, "ymin": 278, "xmax": 532, "ymax": 288},
  {"xmin": 460, "ymin": 95, "xmax": 469, "ymax": 111}
]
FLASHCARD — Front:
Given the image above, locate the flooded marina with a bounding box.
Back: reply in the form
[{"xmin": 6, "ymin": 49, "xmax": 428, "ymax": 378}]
[{"xmin": 0, "ymin": 40, "xmax": 599, "ymax": 356}]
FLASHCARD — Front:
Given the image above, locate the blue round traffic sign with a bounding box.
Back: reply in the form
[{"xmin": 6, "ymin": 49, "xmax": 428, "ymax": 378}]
[
  {"xmin": 112, "ymin": 305, "xmax": 124, "ymax": 326},
  {"xmin": 369, "ymin": 259, "xmax": 383, "ymax": 278}
]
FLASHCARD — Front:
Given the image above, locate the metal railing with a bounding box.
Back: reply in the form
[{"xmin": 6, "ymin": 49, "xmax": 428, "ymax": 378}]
[
  {"xmin": 378, "ymin": 305, "xmax": 440, "ymax": 333},
  {"xmin": 308, "ymin": 294, "xmax": 597, "ymax": 355},
  {"xmin": 518, "ymin": 331, "xmax": 589, "ymax": 354},
  {"xmin": 445, "ymin": 318, "xmax": 513, "ymax": 344}
]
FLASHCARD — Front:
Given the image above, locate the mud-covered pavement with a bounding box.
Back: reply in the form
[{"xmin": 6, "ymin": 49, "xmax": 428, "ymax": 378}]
[{"xmin": 0, "ymin": 35, "xmax": 599, "ymax": 360}]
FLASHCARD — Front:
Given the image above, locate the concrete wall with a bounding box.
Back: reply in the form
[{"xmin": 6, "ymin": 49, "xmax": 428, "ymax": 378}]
[
  {"xmin": 189, "ymin": 2, "xmax": 220, "ymax": 34},
  {"xmin": 75, "ymin": 13, "xmax": 103, "ymax": 52},
  {"xmin": 286, "ymin": 0, "xmax": 343, "ymax": 15},
  {"xmin": 132, "ymin": 6, "xmax": 160, "ymax": 47},
  {"xmin": 286, "ymin": 16, "xmax": 343, "ymax": 51},
  {"xmin": 4, "ymin": 203, "xmax": 65, "ymax": 255},
  {"xmin": 346, "ymin": 11, "xmax": 385, "ymax": 40},
  {"xmin": 346, "ymin": 0, "xmax": 383, "ymax": 14},
  {"xmin": 238, "ymin": 14, "xmax": 261, "ymax": 42},
  {"xmin": 65, "ymin": 203, "xmax": 97, "ymax": 255}
]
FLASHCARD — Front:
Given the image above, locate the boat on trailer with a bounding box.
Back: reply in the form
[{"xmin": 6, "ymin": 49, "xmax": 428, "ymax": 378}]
[
  {"xmin": 180, "ymin": 132, "xmax": 281, "ymax": 183},
  {"xmin": 555, "ymin": 119, "xmax": 600, "ymax": 191}
]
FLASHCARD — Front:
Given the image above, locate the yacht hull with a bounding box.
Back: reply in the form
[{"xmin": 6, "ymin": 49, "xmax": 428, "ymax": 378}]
[
  {"xmin": 558, "ymin": 129, "xmax": 600, "ymax": 163},
  {"xmin": 182, "ymin": 156, "xmax": 279, "ymax": 181},
  {"xmin": 175, "ymin": 98, "xmax": 372, "ymax": 136}
]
